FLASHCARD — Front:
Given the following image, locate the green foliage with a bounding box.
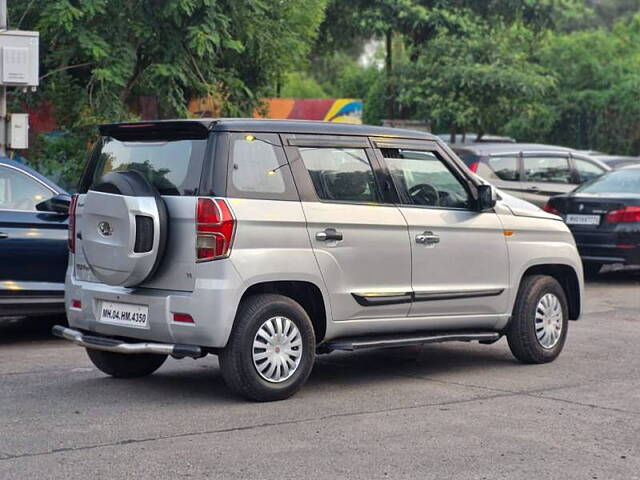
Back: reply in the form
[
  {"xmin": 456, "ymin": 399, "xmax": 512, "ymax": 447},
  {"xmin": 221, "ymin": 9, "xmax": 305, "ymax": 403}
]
[
  {"xmin": 505, "ymin": 13, "xmax": 640, "ymax": 154},
  {"xmin": 281, "ymin": 72, "xmax": 328, "ymax": 98},
  {"xmin": 397, "ymin": 21, "xmax": 556, "ymax": 137},
  {"xmin": 8, "ymin": 0, "xmax": 327, "ymax": 187}
]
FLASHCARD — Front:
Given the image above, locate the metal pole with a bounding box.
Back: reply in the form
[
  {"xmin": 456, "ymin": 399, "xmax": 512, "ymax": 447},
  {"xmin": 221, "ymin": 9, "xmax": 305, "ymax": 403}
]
[{"xmin": 0, "ymin": 0, "xmax": 7, "ymax": 156}]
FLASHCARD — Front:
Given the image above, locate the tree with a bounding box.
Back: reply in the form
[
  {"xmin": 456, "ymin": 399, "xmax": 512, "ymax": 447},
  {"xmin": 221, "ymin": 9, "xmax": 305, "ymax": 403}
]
[
  {"xmin": 508, "ymin": 13, "xmax": 640, "ymax": 154},
  {"xmin": 8, "ymin": 0, "xmax": 327, "ymax": 189},
  {"xmin": 397, "ymin": 20, "xmax": 556, "ymax": 139}
]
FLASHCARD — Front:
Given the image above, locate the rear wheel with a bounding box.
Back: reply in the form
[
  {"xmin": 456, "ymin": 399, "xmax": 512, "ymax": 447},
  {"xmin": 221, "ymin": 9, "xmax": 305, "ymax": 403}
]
[
  {"xmin": 86, "ymin": 349, "xmax": 167, "ymax": 378},
  {"xmin": 583, "ymin": 262, "xmax": 602, "ymax": 278},
  {"xmin": 507, "ymin": 275, "xmax": 569, "ymax": 364},
  {"xmin": 219, "ymin": 294, "xmax": 316, "ymax": 402}
]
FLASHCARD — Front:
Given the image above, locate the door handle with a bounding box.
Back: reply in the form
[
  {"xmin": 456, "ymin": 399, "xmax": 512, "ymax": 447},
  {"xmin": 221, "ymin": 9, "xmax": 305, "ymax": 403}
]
[
  {"xmin": 526, "ymin": 186, "xmax": 540, "ymax": 192},
  {"xmin": 316, "ymin": 228, "xmax": 343, "ymax": 242},
  {"xmin": 415, "ymin": 231, "xmax": 439, "ymax": 245},
  {"xmin": 0, "ymin": 232, "xmax": 8, "ymax": 239}
]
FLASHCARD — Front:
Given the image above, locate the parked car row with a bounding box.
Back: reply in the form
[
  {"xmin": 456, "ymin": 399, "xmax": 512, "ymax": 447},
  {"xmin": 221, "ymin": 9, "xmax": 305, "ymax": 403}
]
[{"xmin": 0, "ymin": 158, "xmax": 70, "ymax": 316}]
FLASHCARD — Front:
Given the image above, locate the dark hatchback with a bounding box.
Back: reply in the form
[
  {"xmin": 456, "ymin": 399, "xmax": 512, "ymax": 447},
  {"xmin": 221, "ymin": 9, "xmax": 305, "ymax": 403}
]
[
  {"xmin": 0, "ymin": 158, "xmax": 71, "ymax": 316},
  {"xmin": 544, "ymin": 165, "xmax": 640, "ymax": 275}
]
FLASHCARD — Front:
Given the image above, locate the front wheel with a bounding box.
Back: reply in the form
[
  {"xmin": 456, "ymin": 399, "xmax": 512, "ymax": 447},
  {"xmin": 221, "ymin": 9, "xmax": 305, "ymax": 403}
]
[
  {"xmin": 86, "ymin": 349, "xmax": 167, "ymax": 378},
  {"xmin": 218, "ymin": 294, "xmax": 316, "ymax": 402},
  {"xmin": 507, "ymin": 275, "xmax": 569, "ymax": 364}
]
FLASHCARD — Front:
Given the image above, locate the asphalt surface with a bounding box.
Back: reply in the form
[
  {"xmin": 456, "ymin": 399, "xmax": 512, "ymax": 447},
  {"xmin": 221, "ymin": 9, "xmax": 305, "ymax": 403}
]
[{"xmin": 1, "ymin": 268, "xmax": 639, "ymax": 479}]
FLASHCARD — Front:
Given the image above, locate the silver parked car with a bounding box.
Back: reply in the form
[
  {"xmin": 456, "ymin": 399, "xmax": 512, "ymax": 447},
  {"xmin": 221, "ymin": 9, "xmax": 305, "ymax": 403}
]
[
  {"xmin": 54, "ymin": 119, "xmax": 584, "ymax": 401},
  {"xmin": 452, "ymin": 143, "xmax": 611, "ymax": 207}
]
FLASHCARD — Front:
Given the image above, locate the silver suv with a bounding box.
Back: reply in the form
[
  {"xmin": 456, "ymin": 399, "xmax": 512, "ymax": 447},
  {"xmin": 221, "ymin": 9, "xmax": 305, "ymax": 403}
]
[{"xmin": 54, "ymin": 119, "xmax": 584, "ymax": 401}]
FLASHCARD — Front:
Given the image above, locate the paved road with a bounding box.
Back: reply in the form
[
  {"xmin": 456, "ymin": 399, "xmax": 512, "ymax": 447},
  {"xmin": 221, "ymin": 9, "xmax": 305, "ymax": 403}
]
[{"xmin": 1, "ymin": 269, "xmax": 639, "ymax": 479}]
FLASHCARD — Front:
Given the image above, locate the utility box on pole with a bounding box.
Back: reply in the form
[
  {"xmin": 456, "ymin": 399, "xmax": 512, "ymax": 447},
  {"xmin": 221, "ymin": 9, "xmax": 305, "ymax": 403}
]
[
  {"xmin": 8, "ymin": 113, "xmax": 28, "ymax": 149},
  {"xmin": 0, "ymin": 30, "xmax": 39, "ymax": 87}
]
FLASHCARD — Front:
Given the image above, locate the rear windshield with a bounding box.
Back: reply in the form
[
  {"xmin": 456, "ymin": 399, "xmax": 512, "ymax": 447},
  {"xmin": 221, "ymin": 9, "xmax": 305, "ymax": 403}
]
[
  {"xmin": 575, "ymin": 169, "xmax": 640, "ymax": 194},
  {"xmin": 90, "ymin": 137, "xmax": 207, "ymax": 195}
]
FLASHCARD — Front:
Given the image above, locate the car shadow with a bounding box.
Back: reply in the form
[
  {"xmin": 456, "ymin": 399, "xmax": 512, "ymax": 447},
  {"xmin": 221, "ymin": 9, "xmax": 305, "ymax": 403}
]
[
  {"xmin": 0, "ymin": 315, "xmax": 65, "ymax": 347},
  {"xmin": 56, "ymin": 342, "xmax": 516, "ymax": 405},
  {"xmin": 587, "ymin": 265, "xmax": 640, "ymax": 285}
]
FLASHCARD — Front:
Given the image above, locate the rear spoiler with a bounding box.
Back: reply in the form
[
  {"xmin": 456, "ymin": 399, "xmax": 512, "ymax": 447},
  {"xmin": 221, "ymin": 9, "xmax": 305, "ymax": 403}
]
[{"xmin": 99, "ymin": 121, "xmax": 212, "ymax": 141}]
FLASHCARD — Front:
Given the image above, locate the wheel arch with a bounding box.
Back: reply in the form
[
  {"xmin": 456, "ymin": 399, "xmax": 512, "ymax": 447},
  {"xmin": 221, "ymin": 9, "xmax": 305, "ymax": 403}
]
[
  {"xmin": 517, "ymin": 264, "xmax": 582, "ymax": 320},
  {"xmin": 239, "ymin": 280, "xmax": 328, "ymax": 343}
]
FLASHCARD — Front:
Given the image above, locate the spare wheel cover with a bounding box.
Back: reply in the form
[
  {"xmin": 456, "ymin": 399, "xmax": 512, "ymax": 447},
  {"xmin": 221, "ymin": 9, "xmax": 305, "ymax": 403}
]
[{"xmin": 81, "ymin": 170, "xmax": 168, "ymax": 287}]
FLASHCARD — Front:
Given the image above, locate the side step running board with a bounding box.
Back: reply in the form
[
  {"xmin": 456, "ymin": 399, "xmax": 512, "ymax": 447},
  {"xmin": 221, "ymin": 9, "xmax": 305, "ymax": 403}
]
[{"xmin": 325, "ymin": 331, "xmax": 501, "ymax": 352}]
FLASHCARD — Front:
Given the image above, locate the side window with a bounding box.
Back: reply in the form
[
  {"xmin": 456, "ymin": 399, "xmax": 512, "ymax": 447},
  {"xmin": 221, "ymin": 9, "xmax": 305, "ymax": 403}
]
[
  {"xmin": 299, "ymin": 147, "xmax": 380, "ymax": 203},
  {"xmin": 524, "ymin": 156, "xmax": 572, "ymax": 184},
  {"xmin": 381, "ymin": 148, "xmax": 471, "ymax": 209},
  {"xmin": 0, "ymin": 166, "xmax": 54, "ymax": 211},
  {"xmin": 574, "ymin": 158, "xmax": 606, "ymax": 183},
  {"xmin": 488, "ymin": 156, "xmax": 520, "ymax": 181},
  {"xmin": 228, "ymin": 133, "xmax": 296, "ymax": 200}
]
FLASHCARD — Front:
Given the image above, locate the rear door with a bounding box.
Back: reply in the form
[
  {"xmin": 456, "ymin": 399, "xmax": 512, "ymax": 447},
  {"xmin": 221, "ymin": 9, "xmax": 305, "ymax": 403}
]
[
  {"xmin": 75, "ymin": 125, "xmax": 209, "ymax": 291},
  {"xmin": 0, "ymin": 164, "xmax": 68, "ymax": 291},
  {"xmin": 521, "ymin": 153, "xmax": 575, "ymax": 207},
  {"xmin": 373, "ymin": 139, "xmax": 510, "ymax": 319},
  {"xmin": 283, "ymin": 134, "xmax": 412, "ymax": 321}
]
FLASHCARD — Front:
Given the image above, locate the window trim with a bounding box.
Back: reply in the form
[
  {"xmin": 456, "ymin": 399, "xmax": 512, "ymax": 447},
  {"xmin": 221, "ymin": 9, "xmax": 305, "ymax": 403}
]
[
  {"xmin": 0, "ymin": 164, "xmax": 57, "ymax": 213},
  {"xmin": 282, "ymin": 134, "xmax": 388, "ymax": 206},
  {"xmin": 372, "ymin": 140, "xmax": 478, "ymax": 212}
]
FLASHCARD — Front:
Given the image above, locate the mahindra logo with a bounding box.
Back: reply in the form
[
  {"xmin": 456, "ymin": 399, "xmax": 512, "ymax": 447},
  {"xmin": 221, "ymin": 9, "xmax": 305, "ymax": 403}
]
[
  {"xmin": 98, "ymin": 221, "xmax": 113, "ymax": 237},
  {"xmin": 578, "ymin": 204, "xmax": 584, "ymax": 211}
]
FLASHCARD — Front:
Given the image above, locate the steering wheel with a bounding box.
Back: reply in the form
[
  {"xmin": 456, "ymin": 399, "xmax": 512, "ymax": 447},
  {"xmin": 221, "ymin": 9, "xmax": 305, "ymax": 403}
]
[{"xmin": 408, "ymin": 183, "xmax": 439, "ymax": 206}]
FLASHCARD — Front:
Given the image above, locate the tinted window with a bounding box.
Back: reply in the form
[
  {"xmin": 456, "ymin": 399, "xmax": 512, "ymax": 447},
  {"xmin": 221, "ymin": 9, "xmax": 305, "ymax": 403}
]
[
  {"xmin": 488, "ymin": 156, "xmax": 519, "ymax": 181},
  {"xmin": 231, "ymin": 137, "xmax": 286, "ymax": 194},
  {"xmin": 524, "ymin": 156, "xmax": 572, "ymax": 184},
  {"xmin": 382, "ymin": 149, "xmax": 471, "ymax": 208},
  {"xmin": 92, "ymin": 137, "xmax": 207, "ymax": 195},
  {"xmin": 576, "ymin": 169, "xmax": 640, "ymax": 194},
  {"xmin": 574, "ymin": 158, "xmax": 606, "ymax": 183},
  {"xmin": 299, "ymin": 148, "xmax": 380, "ymax": 203},
  {"xmin": 0, "ymin": 166, "xmax": 54, "ymax": 211}
]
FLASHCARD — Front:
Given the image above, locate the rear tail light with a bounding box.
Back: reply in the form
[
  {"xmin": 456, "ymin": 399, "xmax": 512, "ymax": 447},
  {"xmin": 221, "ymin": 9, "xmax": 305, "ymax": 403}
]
[
  {"xmin": 196, "ymin": 198, "xmax": 235, "ymax": 262},
  {"xmin": 543, "ymin": 203, "xmax": 560, "ymax": 215},
  {"xmin": 605, "ymin": 206, "xmax": 640, "ymax": 223},
  {"xmin": 68, "ymin": 194, "xmax": 79, "ymax": 253},
  {"xmin": 71, "ymin": 299, "xmax": 81, "ymax": 309},
  {"xmin": 468, "ymin": 161, "xmax": 479, "ymax": 173}
]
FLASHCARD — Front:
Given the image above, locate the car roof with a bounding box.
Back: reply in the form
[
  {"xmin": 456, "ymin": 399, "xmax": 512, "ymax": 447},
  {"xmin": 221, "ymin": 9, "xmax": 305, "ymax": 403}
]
[
  {"xmin": 0, "ymin": 157, "xmax": 66, "ymax": 194},
  {"xmin": 100, "ymin": 118, "xmax": 438, "ymax": 141},
  {"xmin": 451, "ymin": 142, "xmax": 576, "ymax": 156}
]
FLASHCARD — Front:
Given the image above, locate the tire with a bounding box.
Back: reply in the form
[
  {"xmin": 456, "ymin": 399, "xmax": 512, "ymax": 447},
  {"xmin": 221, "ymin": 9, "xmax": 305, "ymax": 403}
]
[
  {"xmin": 583, "ymin": 262, "xmax": 602, "ymax": 278},
  {"xmin": 86, "ymin": 348, "xmax": 167, "ymax": 378},
  {"xmin": 218, "ymin": 294, "xmax": 316, "ymax": 402},
  {"xmin": 507, "ymin": 274, "xmax": 569, "ymax": 364}
]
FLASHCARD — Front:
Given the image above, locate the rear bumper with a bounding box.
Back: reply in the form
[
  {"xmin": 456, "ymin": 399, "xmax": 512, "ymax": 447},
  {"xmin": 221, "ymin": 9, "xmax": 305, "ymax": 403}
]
[
  {"xmin": 576, "ymin": 243, "xmax": 640, "ymax": 265},
  {"xmin": 0, "ymin": 292, "xmax": 65, "ymax": 316},
  {"xmin": 65, "ymin": 260, "xmax": 244, "ymax": 348},
  {"xmin": 572, "ymin": 229, "xmax": 640, "ymax": 265},
  {"xmin": 52, "ymin": 325, "xmax": 203, "ymax": 358}
]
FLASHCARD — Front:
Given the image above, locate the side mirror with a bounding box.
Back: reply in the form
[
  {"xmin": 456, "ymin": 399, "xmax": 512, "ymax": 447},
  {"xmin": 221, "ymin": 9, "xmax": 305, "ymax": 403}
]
[
  {"xmin": 477, "ymin": 184, "xmax": 497, "ymax": 210},
  {"xmin": 36, "ymin": 193, "xmax": 71, "ymax": 214}
]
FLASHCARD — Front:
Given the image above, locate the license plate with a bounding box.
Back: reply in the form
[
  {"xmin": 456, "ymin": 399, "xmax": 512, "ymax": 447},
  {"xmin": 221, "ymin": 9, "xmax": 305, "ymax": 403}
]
[
  {"xmin": 99, "ymin": 301, "xmax": 149, "ymax": 328},
  {"xmin": 565, "ymin": 214, "xmax": 600, "ymax": 226}
]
